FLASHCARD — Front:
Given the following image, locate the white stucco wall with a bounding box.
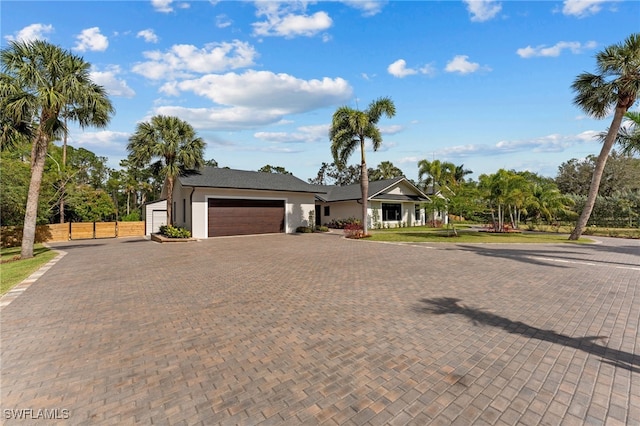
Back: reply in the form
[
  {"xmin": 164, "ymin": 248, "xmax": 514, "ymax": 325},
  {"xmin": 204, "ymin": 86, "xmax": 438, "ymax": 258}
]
[
  {"xmin": 143, "ymin": 199, "xmax": 167, "ymax": 236},
  {"xmin": 179, "ymin": 186, "xmax": 315, "ymax": 239}
]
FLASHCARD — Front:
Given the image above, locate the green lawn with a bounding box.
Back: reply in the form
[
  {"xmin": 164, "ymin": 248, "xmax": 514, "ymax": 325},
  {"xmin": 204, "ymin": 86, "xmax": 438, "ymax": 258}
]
[
  {"xmin": 1, "ymin": 245, "xmax": 57, "ymax": 295},
  {"xmin": 367, "ymin": 226, "xmax": 593, "ymax": 244}
]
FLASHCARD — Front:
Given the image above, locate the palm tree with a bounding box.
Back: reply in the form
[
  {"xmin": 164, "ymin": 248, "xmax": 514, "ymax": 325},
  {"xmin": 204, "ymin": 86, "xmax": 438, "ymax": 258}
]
[
  {"xmin": 569, "ymin": 33, "xmax": 640, "ymax": 240},
  {"xmin": 418, "ymin": 159, "xmax": 456, "ymax": 191},
  {"xmin": 127, "ymin": 115, "xmax": 205, "ymax": 226},
  {"xmin": 1, "ymin": 40, "xmax": 113, "ymax": 258},
  {"xmin": 453, "ymin": 164, "xmax": 473, "ymax": 185},
  {"xmin": 330, "ymin": 97, "xmax": 396, "ymax": 235},
  {"xmin": 616, "ymin": 111, "xmax": 640, "ymax": 155},
  {"xmin": 370, "ymin": 161, "xmax": 404, "ymax": 181}
]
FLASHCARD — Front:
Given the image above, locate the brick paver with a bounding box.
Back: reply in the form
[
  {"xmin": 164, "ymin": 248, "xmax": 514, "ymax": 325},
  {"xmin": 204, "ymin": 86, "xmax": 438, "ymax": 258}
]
[{"xmin": 1, "ymin": 233, "xmax": 638, "ymax": 425}]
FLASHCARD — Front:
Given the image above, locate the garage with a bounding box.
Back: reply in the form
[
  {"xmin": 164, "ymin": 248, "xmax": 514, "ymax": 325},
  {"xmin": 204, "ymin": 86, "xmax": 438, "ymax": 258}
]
[{"xmin": 208, "ymin": 198, "xmax": 285, "ymax": 237}]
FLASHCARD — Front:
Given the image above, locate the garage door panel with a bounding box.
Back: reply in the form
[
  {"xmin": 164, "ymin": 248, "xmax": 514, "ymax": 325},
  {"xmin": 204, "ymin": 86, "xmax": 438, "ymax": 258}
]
[{"xmin": 208, "ymin": 199, "xmax": 285, "ymax": 237}]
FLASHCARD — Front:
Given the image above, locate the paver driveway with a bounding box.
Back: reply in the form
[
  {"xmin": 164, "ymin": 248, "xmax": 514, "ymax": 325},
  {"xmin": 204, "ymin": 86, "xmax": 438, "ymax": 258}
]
[{"xmin": 1, "ymin": 233, "xmax": 639, "ymax": 425}]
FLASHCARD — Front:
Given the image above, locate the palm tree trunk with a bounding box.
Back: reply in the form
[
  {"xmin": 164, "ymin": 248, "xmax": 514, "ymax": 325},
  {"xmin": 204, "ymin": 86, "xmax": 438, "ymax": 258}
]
[
  {"xmin": 360, "ymin": 139, "xmax": 368, "ymax": 235},
  {"xmin": 60, "ymin": 117, "xmax": 67, "ymax": 224},
  {"xmin": 21, "ymin": 132, "xmax": 48, "ymax": 259},
  {"xmin": 569, "ymin": 107, "xmax": 627, "ymax": 240}
]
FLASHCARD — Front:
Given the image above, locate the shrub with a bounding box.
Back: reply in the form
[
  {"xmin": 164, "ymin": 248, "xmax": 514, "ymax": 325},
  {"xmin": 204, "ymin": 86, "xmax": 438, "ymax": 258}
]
[
  {"xmin": 316, "ymin": 226, "xmax": 329, "ymax": 232},
  {"xmin": 296, "ymin": 226, "xmax": 313, "ymax": 233},
  {"xmin": 159, "ymin": 225, "xmax": 191, "ymax": 238},
  {"xmin": 343, "ymin": 222, "xmax": 365, "ymax": 238},
  {"xmin": 327, "ymin": 217, "xmax": 361, "ymax": 229}
]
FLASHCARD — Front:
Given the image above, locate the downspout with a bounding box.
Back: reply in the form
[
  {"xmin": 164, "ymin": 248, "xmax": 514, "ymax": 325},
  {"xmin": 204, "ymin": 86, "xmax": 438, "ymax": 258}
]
[{"xmin": 188, "ymin": 187, "xmax": 195, "ymax": 233}]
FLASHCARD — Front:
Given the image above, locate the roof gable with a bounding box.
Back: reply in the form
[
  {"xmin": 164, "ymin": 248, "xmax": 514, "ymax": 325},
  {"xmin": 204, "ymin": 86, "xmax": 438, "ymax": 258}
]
[
  {"xmin": 178, "ymin": 167, "xmax": 321, "ymax": 193},
  {"xmin": 317, "ymin": 177, "xmax": 430, "ymax": 202}
]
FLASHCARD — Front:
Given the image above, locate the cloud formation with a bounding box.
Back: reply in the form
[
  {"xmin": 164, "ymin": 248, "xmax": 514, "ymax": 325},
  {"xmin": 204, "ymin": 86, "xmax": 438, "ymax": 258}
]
[
  {"xmin": 463, "ymin": 0, "xmax": 502, "ymax": 22},
  {"xmin": 516, "ymin": 40, "xmax": 597, "ymax": 58},
  {"xmin": 445, "ymin": 55, "xmax": 487, "ymax": 74},
  {"xmin": 437, "ymin": 130, "xmax": 600, "ymax": 158},
  {"xmin": 137, "ymin": 29, "xmax": 159, "ymax": 43},
  {"xmin": 252, "ymin": 2, "xmax": 332, "ymax": 38},
  {"xmin": 4, "ymin": 23, "xmax": 54, "ymax": 42},
  {"xmin": 132, "ymin": 40, "xmax": 257, "ymax": 80},
  {"xmin": 90, "ymin": 66, "xmax": 135, "ymax": 98},
  {"xmin": 254, "ymin": 124, "xmax": 330, "ymax": 144},
  {"xmin": 562, "ymin": 0, "xmax": 609, "ymax": 17},
  {"xmin": 387, "ymin": 59, "xmax": 436, "ymax": 78},
  {"xmin": 74, "ymin": 27, "xmax": 109, "ymax": 52}
]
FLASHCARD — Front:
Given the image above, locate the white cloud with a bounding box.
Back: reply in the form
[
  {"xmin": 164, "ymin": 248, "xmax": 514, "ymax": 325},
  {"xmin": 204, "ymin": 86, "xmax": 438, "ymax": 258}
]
[
  {"xmin": 516, "ymin": 40, "xmax": 597, "ymax": 58},
  {"xmin": 445, "ymin": 55, "xmax": 487, "ymax": 74},
  {"xmin": 388, "ymin": 59, "xmax": 417, "ymax": 78},
  {"xmin": 74, "ymin": 27, "xmax": 109, "ymax": 52},
  {"xmin": 152, "ymin": 0, "xmax": 173, "ymax": 13},
  {"xmin": 379, "ymin": 124, "xmax": 404, "ymax": 135},
  {"xmin": 137, "ymin": 29, "xmax": 159, "ymax": 43},
  {"xmin": 387, "ymin": 59, "xmax": 436, "ymax": 78},
  {"xmin": 437, "ymin": 130, "xmax": 600, "ymax": 158},
  {"xmin": 4, "ymin": 23, "xmax": 54, "ymax": 42},
  {"xmin": 90, "ymin": 66, "xmax": 135, "ymax": 98},
  {"xmin": 562, "ymin": 0, "xmax": 609, "ymax": 17},
  {"xmin": 152, "ymin": 71, "xmax": 352, "ymax": 131},
  {"xmin": 253, "ymin": 2, "xmax": 332, "ymax": 38},
  {"xmin": 463, "ymin": 0, "xmax": 502, "ymax": 22},
  {"xmin": 70, "ymin": 130, "xmax": 130, "ymax": 150},
  {"xmin": 254, "ymin": 124, "xmax": 330, "ymax": 144},
  {"xmin": 132, "ymin": 40, "xmax": 258, "ymax": 80},
  {"xmin": 164, "ymin": 70, "xmax": 352, "ymax": 112},
  {"xmin": 216, "ymin": 14, "xmax": 233, "ymax": 28},
  {"xmin": 340, "ymin": 0, "xmax": 386, "ymax": 17}
]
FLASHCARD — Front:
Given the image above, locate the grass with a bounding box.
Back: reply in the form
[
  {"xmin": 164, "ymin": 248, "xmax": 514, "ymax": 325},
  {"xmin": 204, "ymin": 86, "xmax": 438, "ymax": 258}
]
[
  {"xmin": 528, "ymin": 224, "xmax": 640, "ymax": 239},
  {"xmin": 1, "ymin": 244, "xmax": 57, "ymax": 296},
  {"xmin": 367, "ymin": 226, "xmax": 593, "ymax": 244}
]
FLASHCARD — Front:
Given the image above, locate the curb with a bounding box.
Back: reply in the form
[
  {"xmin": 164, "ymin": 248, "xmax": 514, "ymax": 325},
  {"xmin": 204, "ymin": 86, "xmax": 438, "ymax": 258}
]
[{"xmin": 0, "ymin": 245, "xmax": 67, "ymax": 309}]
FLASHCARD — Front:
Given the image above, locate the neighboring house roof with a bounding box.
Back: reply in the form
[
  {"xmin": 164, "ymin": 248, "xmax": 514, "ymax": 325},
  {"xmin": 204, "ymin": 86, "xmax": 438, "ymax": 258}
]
[
  {"xmin": 316, "ymin": 177, "xmax": 430, "ymax": 202},
  {"xmin": 178, "ymin": 167, "xmax": 323, "ymax": 194}
]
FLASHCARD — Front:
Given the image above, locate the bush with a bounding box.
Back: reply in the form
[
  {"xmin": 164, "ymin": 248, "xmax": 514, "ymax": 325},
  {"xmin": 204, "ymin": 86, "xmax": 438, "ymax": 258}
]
[
  {"xmin": 327, "ymin": 217, "xmax": 361, "ymax": 229},
  {"xmin": 296, "ymin": 226, "xmax": 313, "ymax": 233},
  {"xmin": 343, "ymin": 222, "xmax": 366, "ymax": 238},
  {"xmin": 121, "ymin": 211, "xmax": 141, "ymax": 221},
  {"xmin": 159, "ymin": 225, "xmax": 191, "ymax": 238},
  {"xmin": 316, "ymin": 226, "xmax": 329, "ymax": 232}
]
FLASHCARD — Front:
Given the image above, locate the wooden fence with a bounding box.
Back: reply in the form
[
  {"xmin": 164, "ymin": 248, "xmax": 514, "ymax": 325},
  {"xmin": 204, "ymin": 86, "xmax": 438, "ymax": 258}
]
[{"xmin": 1, "ymin": 222, "xmax": 145, "ymax": 248}]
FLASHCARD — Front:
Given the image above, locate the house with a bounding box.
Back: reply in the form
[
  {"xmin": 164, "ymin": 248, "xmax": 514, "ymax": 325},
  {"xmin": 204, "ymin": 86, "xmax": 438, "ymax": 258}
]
[
  {"xmin": 144, "ymin": 168, "xmax": 446, "ymax": 238},
  {"xmin": 157, "ymin": 167, "xmax": 321, "ymax": 238},
  {"xmin": 314, "ymin": 177, "xmax": 445, "ymax": 229}
]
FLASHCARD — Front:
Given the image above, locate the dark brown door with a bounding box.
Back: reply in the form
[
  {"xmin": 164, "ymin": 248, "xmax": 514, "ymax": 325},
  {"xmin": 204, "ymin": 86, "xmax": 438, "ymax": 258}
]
[{"xmin": 208, "ymin": 199, "xmax": 285, "ymax": 237}]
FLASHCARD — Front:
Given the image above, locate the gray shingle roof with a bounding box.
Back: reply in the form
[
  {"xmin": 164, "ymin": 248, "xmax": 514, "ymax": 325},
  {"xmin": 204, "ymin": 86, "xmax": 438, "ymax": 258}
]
[
  {"xmin": 316, "ymin": 177, "xmax": 429, "ymax": 202},
  {"xmin": 179, "ymin": 167, "xmax": 322, "ymax": 193}
]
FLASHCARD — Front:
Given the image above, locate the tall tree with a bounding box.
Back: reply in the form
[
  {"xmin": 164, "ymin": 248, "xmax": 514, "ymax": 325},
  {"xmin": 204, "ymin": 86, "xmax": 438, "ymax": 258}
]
[
  {"xmin": 0, "ymin": 40, "xmax": 113, "ymax": 258},
  {"xmin": 127, "ymin": 115, "xmax": 205, "ymax": 226},
  {"xmin": 569, "ymin": 33, "xmax": 640, "ymax": 240},
  {"xmin": 258, "ymin": 164, "xmax": 292, "ymax": 175},
  {"xmin": 417, "ymin": 159, "xmax": 456, "ymax": 191},
  {"xmin": 330, "ymin": 97, "xmax": 396, "ymax": 235},
  {"xmin": 369, "ymin": 161, "xmax": 404, "ymax": 181}
]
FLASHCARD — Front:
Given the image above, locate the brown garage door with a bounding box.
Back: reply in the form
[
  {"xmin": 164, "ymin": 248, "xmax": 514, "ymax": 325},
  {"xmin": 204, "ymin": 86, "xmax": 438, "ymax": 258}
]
[{"xmin": 208, "ymin": 198, "xmax": 285, "ymax": 237}]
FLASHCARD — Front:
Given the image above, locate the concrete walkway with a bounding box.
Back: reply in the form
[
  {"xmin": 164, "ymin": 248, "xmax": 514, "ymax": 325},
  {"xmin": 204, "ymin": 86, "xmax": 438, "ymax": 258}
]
[{"xmin": 1, "ymin": 234, "xmax": 638, "ymax": 425}]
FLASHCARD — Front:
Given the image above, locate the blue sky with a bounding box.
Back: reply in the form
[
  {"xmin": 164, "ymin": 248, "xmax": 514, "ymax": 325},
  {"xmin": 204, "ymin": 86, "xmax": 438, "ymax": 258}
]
[{"xmin": 2, "ymin": 1, "xmax": 639, "ymax": 182}]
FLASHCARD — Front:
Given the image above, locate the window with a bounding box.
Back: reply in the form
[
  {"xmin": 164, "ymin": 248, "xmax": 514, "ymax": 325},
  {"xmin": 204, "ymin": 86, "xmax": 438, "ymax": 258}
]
[
  {"xmin": 183, "ymin": 199, "xmax": 186, "ymax": 222},
  {"xmin": 324, "ymin": 206, "xmax": 330, "ymax": 216},
  {"xmin": 382, "ymin": 203, "xmax": 401, "ymax": 221},
  {"xmin": 415, "ymin": 205, "xmax": 420, "ymax": 221},
  {"xmin": 173, "ymin": 201, "xmax": 176, "ymax": 222}
]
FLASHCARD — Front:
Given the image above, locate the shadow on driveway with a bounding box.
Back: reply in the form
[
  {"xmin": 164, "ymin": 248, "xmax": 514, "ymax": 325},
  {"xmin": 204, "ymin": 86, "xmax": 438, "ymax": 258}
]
[{"xmin": 415, "ymin": 297, "xmax": 640, "ymax": 373}]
